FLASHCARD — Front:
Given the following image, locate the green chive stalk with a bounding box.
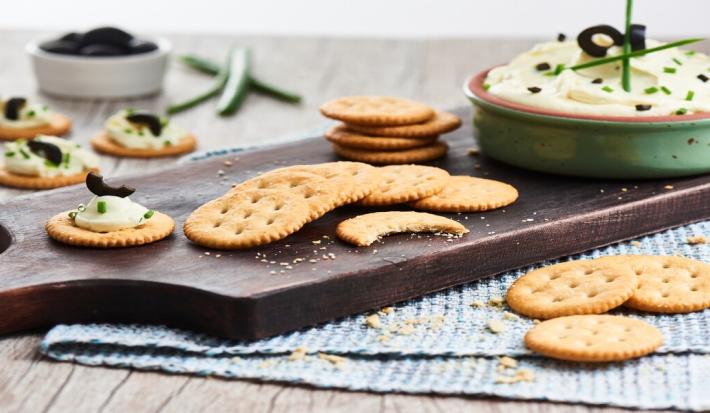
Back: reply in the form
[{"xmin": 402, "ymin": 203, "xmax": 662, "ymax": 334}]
[
  {"xmin": 622, "ymin": 0, "xmax": 633, "ymax": 92},
  {"xmin": 569, "ymin": 38, "xmax": 704, "ymax": 72}
]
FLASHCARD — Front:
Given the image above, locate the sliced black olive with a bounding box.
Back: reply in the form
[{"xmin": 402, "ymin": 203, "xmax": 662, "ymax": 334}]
[
  {"xmin": 577, "ymin": 25, "xmax": 624, "ymax": 57},
  {"xmin": 78, "ymin": 44, "xmax": 127, "ymax": 57},
  {"xmin": 27, "ymin": 140, "xmax": 63, "ymax": 165},
  {"xmin": 86, "ymin": 172, "xmax": 136, "ymax": 198},
  {"xmin": 591, "ymin": 78, "xmax": 603, "ymax": 84},
  {"xmin": 629, "ymin": 24, "xmax": 646, "ymax": 52},
  {"xmin": 3, "ymin": 97, "xmax": 26, "ymax": 120},
  {"xmin": 128, "ymin": 39, "xmax": 158, "ymax": 54},
  {"xmin": 126, "ymin": 112, "xmax": 163, "ymax": 136},
  {"xmin": 535, "ymin": 62, "xmax": 551, "ymax": 71},
  {"xmin": 557, "ymin": 33, "xmax": 567, "ymax": 42},
  {"xmin": 527, "ymin": 87, "xmax": 542, "ymax": 94},
  {"xmin": 39, "ymin": 40, "xmax": 80, "ymax": 55},
  {"xmin": 59, "ymin": 32, "xmax": 83, "ymax": 43},
  {"xmin": 80, "ymin": 27, "xmax": 133, "ymax": 48},
  {"xmin": 698, "ymin": 74, "xmax": 709, "ymax": 83},
  {"xmin": 635, "ymin": 104, "xmax": 652, "ymax": 111}
]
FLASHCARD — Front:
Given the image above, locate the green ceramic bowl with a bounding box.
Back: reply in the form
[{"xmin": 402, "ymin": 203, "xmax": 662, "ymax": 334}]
[{"xmin": 464, "ymin": 69, "xmax": 710, "ymax": 179}]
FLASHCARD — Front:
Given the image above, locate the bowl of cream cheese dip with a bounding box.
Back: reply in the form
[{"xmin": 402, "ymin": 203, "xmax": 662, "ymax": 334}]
[{"xmin": 465, "ymin": 37, "xmax": 710, "ymax": 179}]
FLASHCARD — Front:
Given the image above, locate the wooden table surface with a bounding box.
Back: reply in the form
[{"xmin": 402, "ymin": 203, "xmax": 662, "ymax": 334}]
[{"xmin": 1, "ymin": 31, "xmax": 699, "ymax": 412}]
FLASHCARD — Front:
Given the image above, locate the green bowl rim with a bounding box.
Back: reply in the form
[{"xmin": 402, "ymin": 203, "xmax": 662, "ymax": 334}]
[{"xmin": 464, "ymin": 67, "xmax": 710, "ymax": 125}]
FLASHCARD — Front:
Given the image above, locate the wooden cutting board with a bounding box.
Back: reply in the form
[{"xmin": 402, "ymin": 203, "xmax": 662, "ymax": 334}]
[{"xmin": 1, "ymin": 107, "xmax": 709, "ymax": 340}]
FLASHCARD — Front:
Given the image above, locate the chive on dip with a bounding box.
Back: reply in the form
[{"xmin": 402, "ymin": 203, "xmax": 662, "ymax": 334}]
[{"xmin": 484, "ymin": 39, "xmax": 710, "ymax": 116}]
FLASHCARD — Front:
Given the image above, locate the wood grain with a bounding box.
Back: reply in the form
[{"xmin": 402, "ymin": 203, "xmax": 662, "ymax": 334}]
[{"xmin": 1, "ymin": 30, "xmax": 705, "ymax": 412}]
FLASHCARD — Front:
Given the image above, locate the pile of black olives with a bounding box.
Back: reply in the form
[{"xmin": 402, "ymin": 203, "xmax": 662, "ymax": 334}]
[{"xmin": 39, "ymin": 27, "xmax": 158, "ymax": 57}]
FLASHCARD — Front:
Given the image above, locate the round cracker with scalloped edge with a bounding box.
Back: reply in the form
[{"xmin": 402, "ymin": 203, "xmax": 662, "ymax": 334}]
[
  {"xmin": 320, "ymin": 96, "xmax": 434, "ymax": 126},
  {"xmin": 347, "ymin": 111, "xmax": 461, "ymax": 138},
  {"xmin": 0, "ymin": 167, "xmax": 98, "ymax": 190},
  {"xmin": 332, "ymin": 141, "xmax": 448, "ymax": 165},
  {"xmin": 46, "ymin": 211, "xmax": 174, "ymax": 248},
  {"xmin": 524, "ymin": 315, "xmax": 663, "ymax": 362},
  {"xmin": 411, "ymin": 176, "xmax": 518, "ymax": 212},
  {"xmin": 278, "ymin": 162, "xmax": 380, "ymax": 206},
  {"xmin": 325, "ymin": 125, "xmax": 437, "ymax": 150},
  {"xmin": 91, "ymin": 131, "xmax": 197, "ymax": 158},
  {"xmin": 0, "ymin": 113, "xmax": 72, "ymax": 141},
  {"xmin": 358, "ymin": 164, "xmax": 449, "ymax": 207}
]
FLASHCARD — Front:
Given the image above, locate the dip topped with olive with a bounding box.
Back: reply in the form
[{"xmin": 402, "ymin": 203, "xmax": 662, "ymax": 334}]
[{"xmin": 485, "ymin": 36, "xmax": 709, "ymax": 117}]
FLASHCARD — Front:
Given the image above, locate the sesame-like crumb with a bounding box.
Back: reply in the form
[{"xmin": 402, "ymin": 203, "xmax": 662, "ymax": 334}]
[
  {"xmin": 664, "ymin": 185, "xmax": 674, "ymax": 190},
  {"xmin": 488, "ymin": 319, "xmax": 506, "ymax": 333},
  {"xmin": 319, "ymin": 353, "xmax": 347, "ymax": 367},
  {"xmin": 288, "ymin": 347, "xmax": 308, "ymax": 361},
  {"xmin": 365, "ymin": 314, "xmax": 383, "ymax": 329},
  {"xmin": 687, "ymin": 235, "xmax": 707, "ymax": 245}
]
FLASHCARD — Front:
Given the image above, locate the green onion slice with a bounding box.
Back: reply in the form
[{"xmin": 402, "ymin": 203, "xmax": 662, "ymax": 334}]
[
  {"xmin": 644, "ymin": 86, "xmax": 659, "ymax": 94},
  {"xmin": 97, "ymin": 201, "xmax": 107, "ymax": 214},
  {"xmin": 144, "ymin": 210, "xmax": 155, "ymax": 219}
]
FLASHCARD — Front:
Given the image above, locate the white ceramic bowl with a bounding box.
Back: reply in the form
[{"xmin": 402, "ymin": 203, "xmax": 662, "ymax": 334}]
[{"xmin": 26, "ymin": 38, "xmax": 171, "ymax": 99}]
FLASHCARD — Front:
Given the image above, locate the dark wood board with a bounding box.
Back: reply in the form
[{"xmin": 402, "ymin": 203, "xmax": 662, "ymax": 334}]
[{"xmin": 1, "ymin": 107, "xmax": 709, "ymax": 340}]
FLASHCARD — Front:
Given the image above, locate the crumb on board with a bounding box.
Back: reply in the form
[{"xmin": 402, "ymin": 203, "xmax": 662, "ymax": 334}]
[
  {"xmin": 487, "ymin": 319, "xmax": 506, "ymax": 333},
  {"xmin": 498, "ymin": 356, "xmax": 518, "ymax": 370},
  {"xmin": 365, "ymin": 314, "xmax": 383, "ymax": 329},
  {"xmin": 319, "ymin": 353, "xmax": 347, "ymax": 367},
  {"xmin": 470, "ymin": 300, "xmax": 485, "ymax": 308},
  {"xmin": 488, "ymin": 296, "xmax": 505, "ymax": 308},
  {"xmin": 288, "ymin": 347, "xmax": 308, "ymax": 361},
  {"xmin": 467, "ymin": 148, "xmax": 480, "ymax": 156},
  {"xmin": 495, "ymin": 368, "xmax": 535, "ymax": 384},
  {"xmin": 631, "ymin": 241, "xmax": 642, "ymax": 247},
  {"xmin": 379, "ymin": 306, "xmax": 394, "ymax": 316},
  {"xmin": 503, "ymin": 311, "xmax": 520, "ymax": 321},
  {"xmin": 687, "ymin": 235, "xmax": 707, "ymax": 245},
  {"xmin": 664, "ymin": 185, "xmax": 674, "ymax": 190}
]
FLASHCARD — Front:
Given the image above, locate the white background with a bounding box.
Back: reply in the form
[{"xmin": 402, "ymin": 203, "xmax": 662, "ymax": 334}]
[{"xmin": 2, "ymin": 0, "xmax": 709, "ymax": 38}]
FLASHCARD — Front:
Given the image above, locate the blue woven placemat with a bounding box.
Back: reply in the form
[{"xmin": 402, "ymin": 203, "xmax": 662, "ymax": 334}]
[{"xmin": 39, "ymin": 144, "xmax": 710, "ymax": 411}]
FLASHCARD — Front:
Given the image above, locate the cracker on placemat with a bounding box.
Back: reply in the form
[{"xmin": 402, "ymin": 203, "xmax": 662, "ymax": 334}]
[
  {"xmin": 325, "ymin": 125, "xmax": 437, "ymax": 150},
  {"xmin": 347, "ymin": 111, "xmax": 462, "ymax": 138},
  {"xmin": 91, "ymin": 132, "xmax": 197, "ymax": 158},
  {"xmin": 358, "ymin": 164, "xmax": 449, "ymax": 207},
  {"xmin": 411, "ymin": 176, "xmax": 518, "ymax": 212},
  {"xmin": 320, "ymin": 96, "xmax": 434, "ymax": 126},
  {"xmin": 506, "ymin": 259, "xmax": 638, "ymax": 319},
  {"xmin": 524, "ymin": 315, "xmax": 663, "ymax": 362},
  {"xmin": 0, "ymin": 113, "xmax": 72, "ymax": 141},
  {"xmin": 184, "ymin": 189, "xmax": 312, "ymax": 249},
  {"xmin": 599, "ymin": 255, "xmax": 710, "ymax": 313},
  {"xmin": 46, "ymin": 211, "xmax": 174, "ymax": 248},
  {"xmin": 274, "ymin": 162, "xmax": 380, "ymax": 206},
  {"xmin": 0, "ymin": 167, "xmax": 98, "ymax": 190},
  {"xmin": 336, "ymin": 211, "xmax": 468, "ymax": 246},
  {"xmin": 332, "ymin": 141, "xmax": 448, "ymax": 165}
]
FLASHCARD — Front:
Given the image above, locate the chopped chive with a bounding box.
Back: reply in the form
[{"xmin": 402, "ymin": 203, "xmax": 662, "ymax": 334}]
[
  {"xmin": 138, "ymin": 131, "xmax": 144, "ymax": 137},
  {"xmin": 125, "ymin": 107, "xmax": 136, "ymax": 115},
  {"xmin": 75, "ymin": 143, "xmax": 81, "ymax": 148},
  {"xmin": 527, "ymin": 87, "xmax": 542, "ymax": 94},
  {"xmin": 676, "ymin": 108, "xmax": 688, "ymax": 115},
  {"xmin": 97, "ymin": 200, "xmax": 107, "ymax": 214},
  {"xmin": 686, "ymin": 90, "xmax": 695, "ymax": 101},
  {"xmin": 124, "ymin": 128, "xmax": 132, "ymax": 134},
  {"xmin": 164, "ymin": 140, "xmax": 172, "ymax": 146},
  {"xmin": 644, "ymin": 86, "xmax": 659, "ymax": 94},
  {"xmin": 63, "ymin": 152, "xmax": 71, "ymax": 167},
  {"xmin": 19, "ymin": 149, "xmax": 30, "ymax": 159},
  {"xmin": 602, "ymin": 86, "xmax": 614, "ymax": 93},
  {"xmin": 68, "ymin": 211, "xmax": 77, "ymax": 220},
  {"xmin": 26, "ymin": 110, "xmax": 35, "ymax": 118},
  {"xmin": 160, "ymin": 118, "xmax": 169, "ymax": 127},
  {"xmin": 543, "ymin": 71, "xmax": 556, "ymax": 77},
  {"xmin": 44, "ymin": 159, "xmax": 57, "ymax": 168},
  {"xmin": 554, "ymin": 64, "xmax": 566, "ymax": 75},
  {"xmin": 686, "ymin": 50, "xmax": 696, "ymax": 57},
  {"xmin": 483, "ymin": 83, "xmax": 491, "ymax": 91},
  {"xmin": 535, "ymin": 62, "xmax": 551, "ymax": 71},
  {"xmin": 591, "ymin": 78, "xmax": 603, "ymax": 84},
  {"xmin": 661, "ymin": 86, "xmax": 672, "ymax": 95},
  {"xmin": 698, "ymin": 74, "xmax": 709, "ymax": 83},
  {"xmin": 672, "ymin": 57, "xmax": 683, "ymax": 66},
  {"xmin": 664, "ymin": 67, "xmax": 677, "ymax": 74},
  {"xmin": 143, "ymin": 210, "xmax": 155, "ymax": 219},
  {"xmin": 4, "ymin": 151, "xmax": 15, "ymax": 157}
]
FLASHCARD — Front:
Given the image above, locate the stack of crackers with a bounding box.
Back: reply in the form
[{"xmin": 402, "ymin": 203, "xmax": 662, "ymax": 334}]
[{"xmin": 320, "ymin": 96, "xmax": 461, "ymax": 165}]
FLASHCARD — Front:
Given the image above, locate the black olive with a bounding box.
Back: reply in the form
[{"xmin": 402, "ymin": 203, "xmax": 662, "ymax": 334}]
[
  {"xmin": 527, "ymin": 87, "xmax": 542, "ymax": 94},
  {"xmin": 39, "ymin": 40, "xmax": 80, "ymax": 55},
  {"xmin": 577, "ymin": 25, "xmax": 624, "ymax": 57},
  {"xmin": 86, "ymin": 172, "xmax": 136, "ymax": 198},
  {"xmin": 3, "ymin": 97, "xmax": 26, "ymax": 120},
  {"xmin": 635, "ymin": 104, "xmax": 652, "ymax": 111},
  {"xmin": 629, "ymin": 24, "xmax": 646, "ymax": 52},
  {"xmin": 78, "ymin": 44, "xmax": 127, "ymax": 57},
  {"xmin": 126, "ymin": 112, "xmax": 163, "ymax": 136},
  {"xmin": 591, "ymin": 78, "xmax": 604, "ymax": 84},
  {"xmin": 80, "ymin": 27, "xmax": 134, "ymax": 48},
  {"xmin": 557, "ymin": 33, "xmax": 567, "ymax": 42},
  {"xmin": 59, "ymin": 32, "xmax": 83, "ymax": 43},
  {"xmin": 535, "ymin": 62, "xmax": 551, "ymax": 71},
  {"xmin": 128, "ymin": 39, "xmax": 158, "ymax": 54},
  {"xmin": 27, "ymin": 140, "xmax": 63, "ymax": 165}
]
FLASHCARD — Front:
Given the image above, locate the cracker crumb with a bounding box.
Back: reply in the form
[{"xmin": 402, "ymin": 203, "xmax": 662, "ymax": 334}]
[
  {"xmin": 319, "ymin": 353, "xmax": 347, "ymax": 367},
  {"xmin": 495, "ymin": 368, "xmax": 535, "ymax": 384},
  {"xmin": 204, "ymin": 252, "xmax": 211, "ymax": 256},
  {"xmin": 631, "ymin": 241, "xmax": 642, "ymax": 247},
  {"xmin": 467, "ymin": 148, "xmax": 480, "ymax": 156},
  {"xmin": 470, "ymin": 300, "xmax": 485, "ymax": 308},
  {"xmin": 223, "ymin": 160, "xmax": 233, "ymax": 167},
  {"xmin": 664, "ymin": 185, "xmax": 674, "ymax": 190},
  {"xmin": 380, "ymin": 306, "xmax": 394, "ymax": 315},
  {"xmin": 398, "ymin": 324, "xmax": 416, "ymax": 335},
  {"xmin": 365, "ymin": 314, "xmax": 383, "ymax": 329},
  {"xmin": 687, "ymin": 235, "xmax": 707, "ymax": 245},
  {"xmin": 503, "ymin": 311, "xmax": 520, "ymax": 321},
  {"xmin": 488, "ymin": 319, "xmax": 506, "ymax": 333},
  {"xmin": 489, "ymin": 296, "xmax": 505, "ymax": 308},
  {"xmin": 312, "ymin": 240, "xmax": 321, "ymax": 245},
  {"xmin": 288, "ymin": 347, "xmax": 308, "ymax": 361},
  {"xmin": 498, "ymin": 356, "xmax": 518, "ymax": 369}
]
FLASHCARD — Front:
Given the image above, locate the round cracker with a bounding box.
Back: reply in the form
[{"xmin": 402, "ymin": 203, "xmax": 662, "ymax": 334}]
[
  {"xmin": 336, "ymin": 211, "xmax": 468, "ymax": 247},
  {"xmin": 320, "ymin": 96, "xmax": 434, "ymax": 126},
  {"xmin": 0, "ymin": 113, "xmax": 72, "ymax": 141},
  {"xmin": 46, "ymin": 211, "xmax": 174, "ymax": 248},
  {"xmin": 281, "ymin": 162, "xmax": 380, "ymax": 205},
  {"xmin": 358, "ymin": 164, "xmax": 449, "ymax": 207},
  {"xmin": 0, "ymin": 167, "xmax": 98, "ymax": 190},
  {"xmin": 599, "ymin": 255, "xmax": 710, "ymax": 313},
  {"xmin": 332, "ymin": 141, "xmax": 448, "ymax": 165},
  {"xmin": 325, "ymin": 125, "xmax": 437, "ymax": 150},
  {"xmin": 524, "ymin": 315, "xmax": 663, "ymax": 362},
  {"xmin": 506, "ymin": 259, "xmax": 638, "ymax": 319},
  {"xmin": 184, "ymin": 189, "xmax": 312, "ymax": 249},
  {"xmin": 347, "ymin": 111, "xmax": 461, "ymax": 138},
  {"xmin": 411, "ymin": 176, "xmax": 518, "ymax": 212},
  {"xmin": 91, "ymin": 131, "xmax": 197, "ymax": 158}
]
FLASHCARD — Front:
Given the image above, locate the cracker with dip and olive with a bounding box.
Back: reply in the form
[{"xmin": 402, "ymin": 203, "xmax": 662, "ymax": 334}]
[
  {"xmin": 0, "ymin": 136, "xmax": 99, "ymax": 189},
  {"xmin": 46, "ymin": 172, "xmax": 175, "ymax": 248},
  {"xmin": 0, "ymin": 97, "xmax": 72, "ymax": 141},
  {"xmin": 91, "ymin": 109, "xmax": 197, "ymax": 158}
]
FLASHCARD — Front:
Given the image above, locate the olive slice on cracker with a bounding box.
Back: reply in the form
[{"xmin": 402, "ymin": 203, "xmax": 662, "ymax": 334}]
[
  {"xmin": 86, "ymin": 172, "xmax": 135, "ymax": 198},
  {"xmin": 126, "ymin": 112, "xmax": 163, "ymax": 136},
  {"xmin": 3, "ymin": 97, "xmax": 27, "ymax": 120},
  {"xmin": 27, "ymin": 140, "xmax": 63, "ymax": 165}
]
